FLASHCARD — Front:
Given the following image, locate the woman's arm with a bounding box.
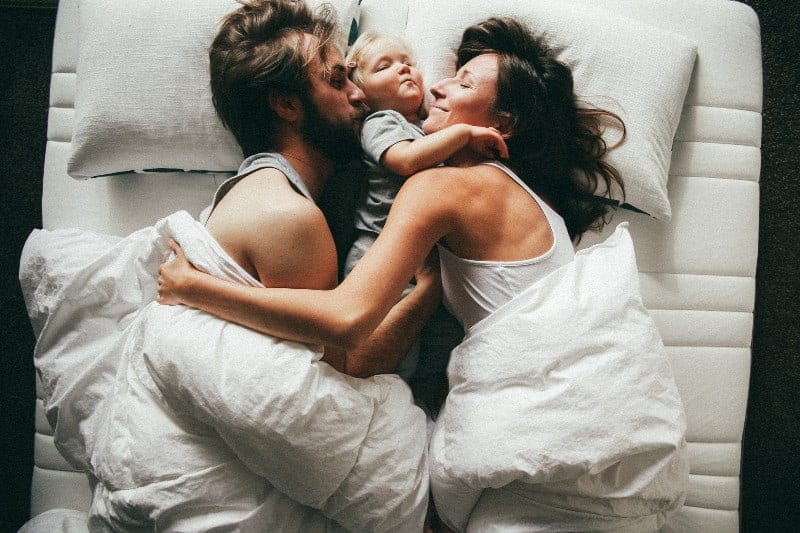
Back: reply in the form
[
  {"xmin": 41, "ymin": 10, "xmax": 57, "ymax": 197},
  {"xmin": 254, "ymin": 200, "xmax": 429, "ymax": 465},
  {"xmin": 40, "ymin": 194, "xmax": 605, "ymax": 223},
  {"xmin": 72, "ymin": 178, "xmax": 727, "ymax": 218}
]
[
  {"xmin": 163, "ymin": 249, "xmax": 441, "ymax": 376},
  {"xmin": 158, "ymin": 169, "xmax": 456, "ymax": 349},
  {"xmin": 158, "ymin": 257, "xmax": 372, "ymax": 349},
  {"xmin": 382, "ymin": 124, "xmax": 508, "ymax": 177}
]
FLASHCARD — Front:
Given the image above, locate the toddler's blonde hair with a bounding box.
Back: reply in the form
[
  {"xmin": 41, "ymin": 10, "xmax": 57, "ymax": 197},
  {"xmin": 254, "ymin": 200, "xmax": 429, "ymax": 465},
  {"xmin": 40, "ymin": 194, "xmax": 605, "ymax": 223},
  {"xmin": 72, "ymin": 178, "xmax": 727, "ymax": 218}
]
[{"xmin": 346, "ymin": 31, "xmax": 417, "ymax": 88}]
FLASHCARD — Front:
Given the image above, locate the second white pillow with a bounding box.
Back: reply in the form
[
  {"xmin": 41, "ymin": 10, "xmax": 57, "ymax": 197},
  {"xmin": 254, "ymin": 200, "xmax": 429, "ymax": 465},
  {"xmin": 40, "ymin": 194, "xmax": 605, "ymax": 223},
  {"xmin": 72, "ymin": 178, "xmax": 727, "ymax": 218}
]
[{"xmin": 405, "ymin": 0, "xmax": 697, "ymax": 220}]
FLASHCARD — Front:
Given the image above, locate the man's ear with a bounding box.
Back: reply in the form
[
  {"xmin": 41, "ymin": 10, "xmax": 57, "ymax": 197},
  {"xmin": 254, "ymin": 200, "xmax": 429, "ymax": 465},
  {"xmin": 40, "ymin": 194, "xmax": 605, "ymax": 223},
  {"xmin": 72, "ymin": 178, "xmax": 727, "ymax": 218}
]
[{"xmin": 269, "ymin": 91, "xmax": 303, "ymax": 123}]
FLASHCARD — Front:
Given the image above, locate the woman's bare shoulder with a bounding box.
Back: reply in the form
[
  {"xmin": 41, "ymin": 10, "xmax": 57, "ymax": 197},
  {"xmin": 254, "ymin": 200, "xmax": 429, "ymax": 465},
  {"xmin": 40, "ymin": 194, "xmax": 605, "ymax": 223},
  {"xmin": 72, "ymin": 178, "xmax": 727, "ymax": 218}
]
[
  {"xmin": 402, "ymin": 165, "xmax": 481, "ymax": 195},
  {"xmin": 401, "ymin": 163, "xmax": 500, "ymax": 205}
]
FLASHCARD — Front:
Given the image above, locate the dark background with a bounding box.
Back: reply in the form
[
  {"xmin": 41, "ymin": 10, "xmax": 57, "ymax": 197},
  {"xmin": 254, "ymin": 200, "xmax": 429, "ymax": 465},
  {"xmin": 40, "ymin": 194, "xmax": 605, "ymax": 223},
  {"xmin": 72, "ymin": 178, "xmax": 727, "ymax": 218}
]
[{"xmin": 1, "ymin": 1, "xmax": 797, "ymax": 531}]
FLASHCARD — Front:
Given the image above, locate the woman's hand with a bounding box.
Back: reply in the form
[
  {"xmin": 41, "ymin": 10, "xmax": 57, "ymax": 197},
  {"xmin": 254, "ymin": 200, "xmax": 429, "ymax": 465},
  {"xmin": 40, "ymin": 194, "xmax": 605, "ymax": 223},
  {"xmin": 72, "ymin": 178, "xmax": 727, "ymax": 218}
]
[{"xmin": 157, "ymin": 239, "xmax": 198, "ymax": 305}]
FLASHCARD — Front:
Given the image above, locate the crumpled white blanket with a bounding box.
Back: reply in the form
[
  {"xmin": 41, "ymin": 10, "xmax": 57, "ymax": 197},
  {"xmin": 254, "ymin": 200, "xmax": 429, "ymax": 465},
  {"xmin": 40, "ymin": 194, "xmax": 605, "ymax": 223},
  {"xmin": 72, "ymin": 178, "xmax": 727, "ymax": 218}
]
[
  {"xmin": 429, "ymin": 224, "xmax": 689, "ymax": 532},
  {"xmin": 19, "ymin": 210, "xmax": 429, "ymax": 532}
]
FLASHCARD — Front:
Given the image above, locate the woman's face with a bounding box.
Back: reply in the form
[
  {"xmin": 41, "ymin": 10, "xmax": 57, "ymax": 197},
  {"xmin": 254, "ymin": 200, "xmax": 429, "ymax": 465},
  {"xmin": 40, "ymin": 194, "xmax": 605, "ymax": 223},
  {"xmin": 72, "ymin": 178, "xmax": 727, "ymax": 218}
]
[{"xmin": 422, "ymin": 53, "xmax": 500, "ymax": 135}]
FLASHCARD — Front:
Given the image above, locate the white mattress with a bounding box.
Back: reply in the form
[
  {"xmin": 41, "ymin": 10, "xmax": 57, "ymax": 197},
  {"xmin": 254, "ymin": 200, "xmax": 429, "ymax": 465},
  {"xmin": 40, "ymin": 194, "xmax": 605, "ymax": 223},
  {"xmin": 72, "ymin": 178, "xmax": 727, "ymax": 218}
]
[{"xmin": 31, "ymin": 0, "xmax": 761, "ymax": 530}]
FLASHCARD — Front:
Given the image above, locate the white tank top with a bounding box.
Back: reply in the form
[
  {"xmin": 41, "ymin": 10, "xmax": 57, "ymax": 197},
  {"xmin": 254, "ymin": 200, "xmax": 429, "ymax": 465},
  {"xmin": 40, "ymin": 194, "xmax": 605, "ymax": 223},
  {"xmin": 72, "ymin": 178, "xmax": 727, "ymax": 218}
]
[{"xmin": 437, "ymin": 162, "xmax": 575, "ymax": 331}]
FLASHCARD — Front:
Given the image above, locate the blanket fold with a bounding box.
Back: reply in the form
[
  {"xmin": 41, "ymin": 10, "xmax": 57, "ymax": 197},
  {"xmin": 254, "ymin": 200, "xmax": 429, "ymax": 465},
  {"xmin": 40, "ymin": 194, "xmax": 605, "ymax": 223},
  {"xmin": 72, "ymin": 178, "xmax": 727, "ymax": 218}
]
[
  {"xmin": 19, "ymin": 211, "xmax": 428, "ymax": 532},
  {"xmin": 429, "ymin": 224, "xmax": 688, "ymax": 532}
]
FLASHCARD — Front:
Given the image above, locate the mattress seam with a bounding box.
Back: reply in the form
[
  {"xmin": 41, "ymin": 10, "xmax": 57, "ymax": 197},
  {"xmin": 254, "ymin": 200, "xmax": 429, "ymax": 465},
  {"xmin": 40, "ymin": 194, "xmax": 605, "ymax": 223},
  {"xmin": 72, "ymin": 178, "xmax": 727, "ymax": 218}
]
[
  {"xmin": 680, "ymin": 504, "xmax": 739, "ymax": 512},
  {"xmin": 684, "ymin": 103, "xmax": 762, "ymax": 114},
  {"xmin": 686, "ymin": 440, "xmax": 744, "ymax": 445},
  {"xmin": 649, "ymin": 308, "xmax": 753, "ymax": 314},
  {"xmin": 638, "ymin": 271, "xmax": 755, "ymax": 279},
  {"xmin": 673, "ymin": 139, "xmax": 761, "ymax": 149},
  {"xmin": 661, "ymin": 344, "xmax": 752, "ymax": 350},
  {"xmin": 666, "ymin": 173, "xmax": 760, "ymax": 183}
]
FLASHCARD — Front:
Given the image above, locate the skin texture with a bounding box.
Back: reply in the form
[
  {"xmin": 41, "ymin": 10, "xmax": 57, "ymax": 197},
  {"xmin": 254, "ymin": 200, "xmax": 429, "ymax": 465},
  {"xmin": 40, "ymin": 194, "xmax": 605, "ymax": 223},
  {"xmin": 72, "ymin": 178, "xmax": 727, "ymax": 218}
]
[
  {"xmin": 423, "ymin": 54, "xmax": 508, "ymax": 135},
  {"xmin": 352, "ymin": 40, "xmax": 509, "ymax": 177},
  {"xmin": 157, "ymin": 53, "xmax": 552, "ymax": 353},
  {"xmin": 357, "ymin": 39, "xmax": 426, "ymax": 122},
  {"xmin": 182, "ymin": 34, "xmax": 442, "ymax": 374}
]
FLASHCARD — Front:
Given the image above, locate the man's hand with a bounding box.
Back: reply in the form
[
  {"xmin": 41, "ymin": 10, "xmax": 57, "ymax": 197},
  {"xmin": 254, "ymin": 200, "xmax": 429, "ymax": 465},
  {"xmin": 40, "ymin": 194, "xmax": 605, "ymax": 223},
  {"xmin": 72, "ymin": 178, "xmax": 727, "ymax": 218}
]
[{"xmin": 413, "ymin": 247, "xmax": 442, "ymax": 298}]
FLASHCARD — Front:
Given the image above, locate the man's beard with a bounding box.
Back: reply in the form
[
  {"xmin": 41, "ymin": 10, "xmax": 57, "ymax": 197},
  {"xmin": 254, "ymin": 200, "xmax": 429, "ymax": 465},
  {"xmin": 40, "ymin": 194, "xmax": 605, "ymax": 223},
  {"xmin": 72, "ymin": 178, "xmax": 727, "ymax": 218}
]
[{"xmin": 301, "ymin": 98, "xmax": 364, "ymax": 165}]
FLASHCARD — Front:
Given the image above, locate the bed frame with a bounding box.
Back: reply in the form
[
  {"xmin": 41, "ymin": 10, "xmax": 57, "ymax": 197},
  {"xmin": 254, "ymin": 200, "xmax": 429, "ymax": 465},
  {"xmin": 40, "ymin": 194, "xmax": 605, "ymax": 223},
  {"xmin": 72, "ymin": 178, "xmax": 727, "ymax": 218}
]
[{"xmin": 26, "ymin": 0, "xmax": 761, "ymax": 530}]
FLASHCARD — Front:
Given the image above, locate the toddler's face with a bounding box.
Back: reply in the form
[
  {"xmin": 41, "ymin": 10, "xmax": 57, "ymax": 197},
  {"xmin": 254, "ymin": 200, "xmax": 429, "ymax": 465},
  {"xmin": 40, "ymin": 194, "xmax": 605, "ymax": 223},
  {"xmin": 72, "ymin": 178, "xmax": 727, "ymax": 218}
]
[{"xmin": 359, "ymin": 41, "xmax": 425, "ymax": 119}]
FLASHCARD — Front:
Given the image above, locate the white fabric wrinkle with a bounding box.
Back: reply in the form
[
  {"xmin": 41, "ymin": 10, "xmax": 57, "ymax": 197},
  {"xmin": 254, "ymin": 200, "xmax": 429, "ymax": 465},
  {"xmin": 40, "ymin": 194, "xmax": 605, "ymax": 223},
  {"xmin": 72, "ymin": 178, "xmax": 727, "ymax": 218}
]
[
  {"xmin": 20, "ymin": 210, "xmax": 429, "ymax": 532},
  {"xmin": 429, "ymin": 224, "xmax": 688, "ymax": 530}
]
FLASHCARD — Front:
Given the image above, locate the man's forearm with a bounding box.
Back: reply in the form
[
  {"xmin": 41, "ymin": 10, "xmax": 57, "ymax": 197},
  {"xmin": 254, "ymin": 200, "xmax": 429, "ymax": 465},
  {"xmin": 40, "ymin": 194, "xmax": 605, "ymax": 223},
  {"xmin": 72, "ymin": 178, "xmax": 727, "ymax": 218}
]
[{"xmin": 345, "ymin": 276, "xmax": 442, "ymax": 378}]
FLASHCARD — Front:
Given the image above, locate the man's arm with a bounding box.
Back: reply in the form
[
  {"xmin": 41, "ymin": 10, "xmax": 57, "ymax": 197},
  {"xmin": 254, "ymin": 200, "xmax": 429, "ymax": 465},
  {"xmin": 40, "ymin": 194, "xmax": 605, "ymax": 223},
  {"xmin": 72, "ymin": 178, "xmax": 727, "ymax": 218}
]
[
  {"xmin": 342, "ymin": 252, "xmax": 441, "ymax": 378},
  {"xmin": 206, "ymin": 169, "xmax": 340, "ymax": 291},
  {"xmin": 381, "ymin": 124, "xmax": 509, "ymax": 177}
]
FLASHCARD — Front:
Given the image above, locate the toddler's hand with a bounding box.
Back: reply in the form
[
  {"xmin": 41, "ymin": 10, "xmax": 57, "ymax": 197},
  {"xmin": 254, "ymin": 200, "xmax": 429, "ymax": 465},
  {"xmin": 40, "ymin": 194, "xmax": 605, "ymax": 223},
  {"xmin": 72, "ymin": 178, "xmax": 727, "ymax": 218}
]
[{"xmin": 468, "ymin": 126, "xmax": 509, "ymax": 160}]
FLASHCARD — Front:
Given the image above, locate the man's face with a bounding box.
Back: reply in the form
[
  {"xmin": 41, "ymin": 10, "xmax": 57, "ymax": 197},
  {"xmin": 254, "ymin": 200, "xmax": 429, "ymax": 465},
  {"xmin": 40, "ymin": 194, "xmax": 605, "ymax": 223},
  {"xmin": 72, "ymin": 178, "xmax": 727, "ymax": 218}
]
[{"xmin": 302, "ymin": 39, "xmax": 367, "ymax": 163}]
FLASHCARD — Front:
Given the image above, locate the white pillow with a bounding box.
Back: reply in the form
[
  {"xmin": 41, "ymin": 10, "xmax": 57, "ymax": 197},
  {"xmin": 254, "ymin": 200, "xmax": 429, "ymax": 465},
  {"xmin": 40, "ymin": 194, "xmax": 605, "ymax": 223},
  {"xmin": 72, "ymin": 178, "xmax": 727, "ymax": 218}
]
[
  {"xmin": 404, "ymin": 0, "xmax": 697, "ymax": 220},
  {"xmin": 68, "ymin": 0, "xmax": 361, "ymax": 179}
]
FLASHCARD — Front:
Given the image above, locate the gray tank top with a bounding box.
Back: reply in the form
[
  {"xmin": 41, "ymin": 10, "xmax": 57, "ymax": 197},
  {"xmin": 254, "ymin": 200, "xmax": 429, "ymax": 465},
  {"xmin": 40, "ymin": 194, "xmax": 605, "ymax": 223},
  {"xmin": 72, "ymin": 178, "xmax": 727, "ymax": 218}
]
[{"xmin": 201, "ymin": 152, "xmax": 313, "ymax": 223}]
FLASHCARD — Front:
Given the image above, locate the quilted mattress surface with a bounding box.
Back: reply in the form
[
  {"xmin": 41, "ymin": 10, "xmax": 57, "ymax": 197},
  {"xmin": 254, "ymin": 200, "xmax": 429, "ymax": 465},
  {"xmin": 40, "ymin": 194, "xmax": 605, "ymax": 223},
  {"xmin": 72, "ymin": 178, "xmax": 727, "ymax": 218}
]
[{"xmin": 30, "ymin": 0, "xmax": 760, "ymax": 531}]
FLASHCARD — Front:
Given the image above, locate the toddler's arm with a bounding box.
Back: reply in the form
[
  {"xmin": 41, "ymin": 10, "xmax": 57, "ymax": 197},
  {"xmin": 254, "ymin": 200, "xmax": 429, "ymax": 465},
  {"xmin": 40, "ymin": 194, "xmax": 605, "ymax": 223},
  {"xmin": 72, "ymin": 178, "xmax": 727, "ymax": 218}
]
[{"xmin": 382, "ymin": 124, "xmax": 508, "ymax": 176}]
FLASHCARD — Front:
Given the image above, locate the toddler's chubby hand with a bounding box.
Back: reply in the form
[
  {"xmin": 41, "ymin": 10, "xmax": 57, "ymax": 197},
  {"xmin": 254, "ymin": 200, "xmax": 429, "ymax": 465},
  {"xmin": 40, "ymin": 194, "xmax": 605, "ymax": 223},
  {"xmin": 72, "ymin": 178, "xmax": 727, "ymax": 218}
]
[{"xmin": 468, "ymin": 126, "xmax": 509, "ymax": 160}]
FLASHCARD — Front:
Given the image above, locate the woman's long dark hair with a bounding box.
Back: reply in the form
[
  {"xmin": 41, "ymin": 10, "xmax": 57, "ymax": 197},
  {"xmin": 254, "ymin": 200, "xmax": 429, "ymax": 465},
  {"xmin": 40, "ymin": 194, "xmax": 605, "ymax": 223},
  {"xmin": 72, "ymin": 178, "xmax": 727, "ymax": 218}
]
[{"xmin": 457, "ymin": 17, "xmax": 625, "ymax": 240}]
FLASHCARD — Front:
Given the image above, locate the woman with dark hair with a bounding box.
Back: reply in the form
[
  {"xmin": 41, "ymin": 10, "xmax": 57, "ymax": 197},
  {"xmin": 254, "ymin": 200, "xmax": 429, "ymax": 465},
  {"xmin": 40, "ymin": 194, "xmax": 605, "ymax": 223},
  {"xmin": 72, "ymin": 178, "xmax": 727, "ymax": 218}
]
[
  {"xmin": 159, "ymin": 16, "xmax": 623, "ymax": 349},
  {"xmin": 160, "ymin": 17, "xmax": 687, "ymax": 532},
  {"xmin": 454, "ymin": 17, "xmax": 624, "ymax": 240}
]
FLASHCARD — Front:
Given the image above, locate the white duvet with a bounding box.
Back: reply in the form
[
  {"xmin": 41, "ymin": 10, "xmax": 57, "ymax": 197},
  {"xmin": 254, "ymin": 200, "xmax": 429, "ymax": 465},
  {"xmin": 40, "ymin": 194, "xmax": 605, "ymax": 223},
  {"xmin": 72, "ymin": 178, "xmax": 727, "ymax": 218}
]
[
  {"xmin": 20, "ymin": 210, "xmax": 687, "ymax": 533},
  {"xmin": 19, "ymin": 211, "xmax": 429, "ymax": 532},
  {"xmin": 429, "ymin": 225, "xmax": 689, "ymax": 532}
]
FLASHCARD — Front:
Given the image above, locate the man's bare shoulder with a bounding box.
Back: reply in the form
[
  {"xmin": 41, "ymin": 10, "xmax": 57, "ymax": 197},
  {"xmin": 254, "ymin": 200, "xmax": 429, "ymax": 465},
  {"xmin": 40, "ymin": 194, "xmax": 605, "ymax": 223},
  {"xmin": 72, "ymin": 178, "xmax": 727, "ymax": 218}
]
[
  {"xmin": 207, "ymin": 168, "xmax": 337, "ymax": 289},
  {"xmin": 220, "ymin": 168, "xmax": 316, "ymax": 211}
]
